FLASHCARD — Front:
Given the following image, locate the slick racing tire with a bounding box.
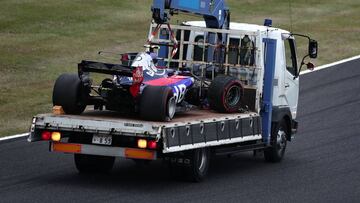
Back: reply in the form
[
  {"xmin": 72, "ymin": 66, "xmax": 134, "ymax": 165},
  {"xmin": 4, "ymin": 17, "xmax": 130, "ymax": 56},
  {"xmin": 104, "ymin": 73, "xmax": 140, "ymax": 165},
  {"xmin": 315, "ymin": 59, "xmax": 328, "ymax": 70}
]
[
  {"xmin": 140, "ymin": 86, "xmax": 176, "ymax": 121},
  {"xmin": 53, "ymin": 73, "xmax": 87, "ymax": 114},
  {"xmin": 208, "ymin": 75, "xmax": 243, "ymax": 113}
]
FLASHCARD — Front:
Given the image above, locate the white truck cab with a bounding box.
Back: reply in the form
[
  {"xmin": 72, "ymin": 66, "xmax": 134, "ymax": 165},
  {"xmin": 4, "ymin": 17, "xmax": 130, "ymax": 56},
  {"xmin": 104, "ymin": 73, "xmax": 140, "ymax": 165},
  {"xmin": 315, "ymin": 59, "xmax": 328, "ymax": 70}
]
[{"xmin": 177, "ymin": 21, "xmax": 301, "ymax": 120}]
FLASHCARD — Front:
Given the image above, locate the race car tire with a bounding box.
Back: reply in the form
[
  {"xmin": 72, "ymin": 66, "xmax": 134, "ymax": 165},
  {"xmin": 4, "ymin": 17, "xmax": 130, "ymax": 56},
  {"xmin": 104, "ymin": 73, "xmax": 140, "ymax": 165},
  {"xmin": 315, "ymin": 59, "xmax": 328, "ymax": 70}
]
[
  {"xmin": 208, "ymin": 75, "xmax": 243, "ymax": 113},
  {"xmin": 139, "ymin": 86, "xmax": 175, "ymax": 121},
  {"xmin": 53, "ymin": 73, "xmax": 87, "ymax": 114}
]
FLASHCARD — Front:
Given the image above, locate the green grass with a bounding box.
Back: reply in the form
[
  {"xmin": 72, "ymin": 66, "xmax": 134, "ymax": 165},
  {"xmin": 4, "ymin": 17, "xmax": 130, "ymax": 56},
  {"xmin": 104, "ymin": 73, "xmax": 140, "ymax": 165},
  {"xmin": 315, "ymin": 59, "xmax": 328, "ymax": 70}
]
[{"xmin": 0, "ymin": 0, "xmax": 359, "ymax": 137}]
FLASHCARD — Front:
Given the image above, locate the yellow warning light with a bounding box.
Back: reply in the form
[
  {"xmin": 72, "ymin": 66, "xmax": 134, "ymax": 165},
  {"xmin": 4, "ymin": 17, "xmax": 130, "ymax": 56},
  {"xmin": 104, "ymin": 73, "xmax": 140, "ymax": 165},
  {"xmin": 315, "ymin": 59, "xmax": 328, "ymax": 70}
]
[
  {"xmin": 137, "ymin": 139, "xmax": 147, "ymax": 149},
  {"xmin": 51, "ymin": 132, "xmax": 61, "ymax": 142}
]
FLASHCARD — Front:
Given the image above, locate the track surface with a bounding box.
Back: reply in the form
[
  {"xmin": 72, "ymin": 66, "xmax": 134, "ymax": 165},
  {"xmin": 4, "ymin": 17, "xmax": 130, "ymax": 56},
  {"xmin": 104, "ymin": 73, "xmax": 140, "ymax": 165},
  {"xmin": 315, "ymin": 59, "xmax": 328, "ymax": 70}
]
[{"xmin": 1, "ymin": 59, "xmax": 360, "ymax": 202}]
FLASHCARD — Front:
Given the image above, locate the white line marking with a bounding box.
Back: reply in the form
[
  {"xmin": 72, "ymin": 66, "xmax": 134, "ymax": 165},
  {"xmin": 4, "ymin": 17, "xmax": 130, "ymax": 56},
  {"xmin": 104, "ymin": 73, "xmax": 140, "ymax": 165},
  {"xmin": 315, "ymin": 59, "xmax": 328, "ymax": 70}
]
[
  {"xmin": 0, "ymin": 133, "xmax": 29, "ymax": 142},
  {"xmin": 300, "ymin": 54, "xmax": 360, "ymax": 75},
  {"xmin": 1, "ymin": 55, "xmax": 360, "ymax": 142}
]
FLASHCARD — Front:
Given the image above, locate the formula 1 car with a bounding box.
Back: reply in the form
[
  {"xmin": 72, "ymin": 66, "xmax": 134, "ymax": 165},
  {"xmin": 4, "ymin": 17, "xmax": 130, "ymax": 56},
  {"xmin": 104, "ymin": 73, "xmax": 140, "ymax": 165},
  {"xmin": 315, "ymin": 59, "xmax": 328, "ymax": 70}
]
[{"xmin": 52, "ymin": 51, "xmax": 244, "ymax": 121}]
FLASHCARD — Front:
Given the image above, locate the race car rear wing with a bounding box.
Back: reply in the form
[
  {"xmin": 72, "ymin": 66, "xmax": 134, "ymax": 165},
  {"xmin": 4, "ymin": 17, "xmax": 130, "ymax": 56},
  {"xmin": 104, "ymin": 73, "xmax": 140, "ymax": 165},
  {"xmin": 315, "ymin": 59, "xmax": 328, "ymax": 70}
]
[{"xmin": 78, "ymin": 60, "xmax": 133, "ymax": 77}]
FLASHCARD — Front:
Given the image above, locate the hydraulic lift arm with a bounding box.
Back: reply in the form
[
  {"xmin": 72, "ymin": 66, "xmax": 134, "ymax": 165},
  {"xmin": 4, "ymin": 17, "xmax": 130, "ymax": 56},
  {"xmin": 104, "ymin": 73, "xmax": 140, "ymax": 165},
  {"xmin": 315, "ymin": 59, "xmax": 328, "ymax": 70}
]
[
  {"xmin": 151, "ymin": 0, "xmax": 230, "ymax": 63},
  {"xmin": 151, "ymin": 0, "xmax": 230, "ymax": 29}
]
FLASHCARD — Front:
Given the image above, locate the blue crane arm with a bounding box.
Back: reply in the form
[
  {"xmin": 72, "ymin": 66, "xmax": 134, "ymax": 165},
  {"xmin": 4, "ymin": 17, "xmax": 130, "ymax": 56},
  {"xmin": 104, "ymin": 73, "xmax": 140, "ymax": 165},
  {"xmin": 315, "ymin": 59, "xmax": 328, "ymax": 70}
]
[
  {"xmin": 151, "ymin": 0, "xmax": 230, "ymax": 64},
  {"xmin": 152, "ymin": 0, "xmax": 230, "ymax": 29}
]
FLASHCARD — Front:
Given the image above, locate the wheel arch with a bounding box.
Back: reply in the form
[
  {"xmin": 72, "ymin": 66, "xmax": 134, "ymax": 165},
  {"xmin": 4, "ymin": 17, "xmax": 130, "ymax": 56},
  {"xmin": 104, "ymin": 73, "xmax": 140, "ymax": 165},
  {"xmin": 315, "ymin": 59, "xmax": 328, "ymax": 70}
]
[{"xmin": 272, "ymin": 106, "xmax": 292, "ymax": 141}]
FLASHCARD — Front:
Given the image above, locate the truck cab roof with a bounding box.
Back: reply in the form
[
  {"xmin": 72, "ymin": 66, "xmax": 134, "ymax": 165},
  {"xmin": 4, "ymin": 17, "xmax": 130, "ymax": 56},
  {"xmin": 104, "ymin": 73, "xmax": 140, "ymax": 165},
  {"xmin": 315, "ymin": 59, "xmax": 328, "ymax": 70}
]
[{"xmin": 182, "ymin": 21, "xmax": 290, "ymax": 35}]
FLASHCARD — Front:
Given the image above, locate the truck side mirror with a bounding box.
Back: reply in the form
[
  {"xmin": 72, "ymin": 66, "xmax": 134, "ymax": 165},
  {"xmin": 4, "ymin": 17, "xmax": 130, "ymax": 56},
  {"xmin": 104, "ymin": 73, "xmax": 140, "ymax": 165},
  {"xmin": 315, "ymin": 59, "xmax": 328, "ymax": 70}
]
[{"xmin": 309, "ymin": 40, "xmax": 318, "ymax": 59}]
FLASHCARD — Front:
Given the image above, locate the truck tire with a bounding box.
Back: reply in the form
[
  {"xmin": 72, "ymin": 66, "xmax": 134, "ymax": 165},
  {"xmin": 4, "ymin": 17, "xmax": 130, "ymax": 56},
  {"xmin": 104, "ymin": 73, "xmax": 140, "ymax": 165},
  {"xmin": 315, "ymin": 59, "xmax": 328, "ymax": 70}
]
[
  {"xmin": 74, "ymin": 154, "xmax": 115, "ymax": 173},
  {"xmin": 132, "ymin": 159, "xmax": 151, "ymax": 167},
  {"xmin": 53, "ymin": 73, "xmax": 87, "ymax": 114},
  {"xmin": 169, "ymin": 148, "xmax": 211, "ymax": 182},
  {"xmin": 208, "ymin": 75, "xmax": 243, "ymax": 113},
  {"xmin": 139, "ymin": 86, "xmax": 176, "ymax": 121},
  {"xmin": 264, "ymin": 119, "xmax": 288, "ymax": 162}
]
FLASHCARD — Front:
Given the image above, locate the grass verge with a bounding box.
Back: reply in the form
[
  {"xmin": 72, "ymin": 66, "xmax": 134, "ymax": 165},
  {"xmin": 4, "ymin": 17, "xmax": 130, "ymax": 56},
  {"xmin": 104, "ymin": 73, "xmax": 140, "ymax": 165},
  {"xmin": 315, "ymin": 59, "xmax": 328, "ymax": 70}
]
[{"xmin": 0, "ymin": 0, "xmax": 359, "ymax": 136}]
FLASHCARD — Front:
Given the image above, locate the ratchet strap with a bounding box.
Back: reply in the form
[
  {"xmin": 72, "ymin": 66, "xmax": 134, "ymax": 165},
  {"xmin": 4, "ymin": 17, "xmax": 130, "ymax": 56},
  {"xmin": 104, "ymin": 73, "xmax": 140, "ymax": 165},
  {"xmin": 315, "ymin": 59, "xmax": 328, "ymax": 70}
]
[{"xmin": 147, "ymin": 23, "xmax": 178, "ymax": 58}]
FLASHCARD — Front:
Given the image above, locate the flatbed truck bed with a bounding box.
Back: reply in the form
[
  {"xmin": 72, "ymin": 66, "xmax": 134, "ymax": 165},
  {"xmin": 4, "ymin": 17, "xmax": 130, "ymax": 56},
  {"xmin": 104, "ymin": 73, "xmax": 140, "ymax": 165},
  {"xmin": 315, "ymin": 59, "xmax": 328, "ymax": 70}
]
[{"xmin": 29, "ymin": 108, "xmax": 262, "ymax": 154}]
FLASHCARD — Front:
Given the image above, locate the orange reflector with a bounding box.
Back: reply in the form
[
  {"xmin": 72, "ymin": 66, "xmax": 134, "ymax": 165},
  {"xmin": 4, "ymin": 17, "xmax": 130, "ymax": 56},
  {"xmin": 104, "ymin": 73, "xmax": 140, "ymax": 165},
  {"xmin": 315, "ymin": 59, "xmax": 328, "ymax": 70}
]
[
  {"xmin": 125, "ymin": 148, "xmax": 155, "ymax": 160},
  {"xmin": 137, "ymin": 139, "xmax": 147, "ymax": 149},
  {"xmin": 53, "ymin": 142, "xmax": 81, "ymax": 153},
  {"xmin": 52, "ymin": 106, "xmax": 65, "ymax": 115},
  {"xmin": 51, "ymin": 132, "xmax": 61, "ymax": 141}
]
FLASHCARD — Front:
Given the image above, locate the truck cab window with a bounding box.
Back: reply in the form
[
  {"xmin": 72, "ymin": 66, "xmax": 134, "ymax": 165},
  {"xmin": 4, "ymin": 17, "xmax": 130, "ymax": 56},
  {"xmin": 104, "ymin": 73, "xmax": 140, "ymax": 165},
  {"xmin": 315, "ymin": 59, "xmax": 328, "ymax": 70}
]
[
  {"xmin": 193, "ymin": 35, "xmax": 206, "ymax": 61},
  {"xmin": 284, "ymin": 38, "xmax": 298, "ymax": 75},
  {"xmin": 228, "ymin": 38, "xmax": 240, "ymax": 65},
  {"xmin": 239, "ymin": 35, "xmax": 255, "ymax": 66}
]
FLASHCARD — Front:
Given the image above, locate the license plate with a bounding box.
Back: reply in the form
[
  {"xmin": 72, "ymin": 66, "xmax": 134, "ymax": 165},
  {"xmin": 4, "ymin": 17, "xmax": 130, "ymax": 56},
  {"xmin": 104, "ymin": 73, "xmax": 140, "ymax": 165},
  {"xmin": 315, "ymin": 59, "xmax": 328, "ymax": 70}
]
[{"xmin": 92, "ymin": 134, "xmax": 112, "ymax": 145}]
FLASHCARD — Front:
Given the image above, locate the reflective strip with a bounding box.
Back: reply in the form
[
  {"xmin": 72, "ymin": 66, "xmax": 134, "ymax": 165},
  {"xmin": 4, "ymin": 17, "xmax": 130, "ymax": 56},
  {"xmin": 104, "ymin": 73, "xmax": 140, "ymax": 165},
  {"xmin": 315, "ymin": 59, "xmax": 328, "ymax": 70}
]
[
  {"xmin": 51, "ymin": 142, "xmax": 157, "ymax": 160},
  {"xmin": 52, "ymin": 142, "xmax": 81, "ymax": 153},
  {"xmin": 125, "ymin": 148, "xmax": 156, "ymax": 160}
]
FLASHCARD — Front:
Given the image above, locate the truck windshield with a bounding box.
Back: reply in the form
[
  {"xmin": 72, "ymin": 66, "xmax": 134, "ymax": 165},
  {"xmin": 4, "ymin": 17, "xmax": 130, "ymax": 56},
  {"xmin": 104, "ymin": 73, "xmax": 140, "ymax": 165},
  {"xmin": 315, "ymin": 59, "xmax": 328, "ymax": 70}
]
[{"xmin": 284, "ymin": 38, "xmax": 298, "ymax": 76}]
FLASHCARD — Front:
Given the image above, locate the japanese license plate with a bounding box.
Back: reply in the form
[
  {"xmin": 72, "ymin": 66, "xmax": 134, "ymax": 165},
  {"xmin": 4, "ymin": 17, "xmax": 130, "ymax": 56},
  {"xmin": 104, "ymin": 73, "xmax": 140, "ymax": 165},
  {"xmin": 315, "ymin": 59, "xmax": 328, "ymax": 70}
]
[{"xmin": 92, "ymin": 134, "xmax": 112, "ymax": 145}]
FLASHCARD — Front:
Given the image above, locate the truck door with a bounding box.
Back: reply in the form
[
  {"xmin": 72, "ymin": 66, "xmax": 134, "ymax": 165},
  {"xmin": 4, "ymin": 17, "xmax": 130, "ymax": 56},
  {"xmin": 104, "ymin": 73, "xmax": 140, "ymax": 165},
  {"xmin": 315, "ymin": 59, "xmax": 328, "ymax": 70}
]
[{"xmin": 283, "ymin": 38, "xmax": 299, "ymax": 119}]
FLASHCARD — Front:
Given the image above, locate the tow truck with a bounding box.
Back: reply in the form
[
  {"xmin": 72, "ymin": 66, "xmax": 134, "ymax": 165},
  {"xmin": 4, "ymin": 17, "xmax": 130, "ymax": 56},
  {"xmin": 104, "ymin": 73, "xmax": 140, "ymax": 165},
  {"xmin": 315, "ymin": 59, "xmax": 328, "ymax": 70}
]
[{"xmin": 28, "ymin": 0, "xmax": 318, "ymax": 181}]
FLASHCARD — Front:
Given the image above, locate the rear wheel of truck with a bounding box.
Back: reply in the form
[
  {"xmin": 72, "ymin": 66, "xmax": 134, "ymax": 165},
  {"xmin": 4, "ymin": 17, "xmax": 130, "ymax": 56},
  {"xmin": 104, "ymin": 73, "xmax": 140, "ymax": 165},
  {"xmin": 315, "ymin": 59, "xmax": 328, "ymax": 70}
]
[
  {"xmin": 169, "ymin": 148, "xmax": 211, "ymax": 182},
  {"xmin": 53, "ymin": 73, "xmax": 87, "ymax": 114},
  {"xmin": 132, "ymin": 159, "xmax": 151, "ymax": 167},
  {"xmin": 208, "ymin": 75, "xmax": 243, "ymax": 113},
  {"xmin": 74, "ymin": 154, "xmax": 115, "ymax": 173},
  {"xmin": 139, "ymin": 86, "xmax": 176, "ymax": 121},
  {"xmin": 264, "ymin": 119, "xmax": 288, "ymax": 162},
  {"xmin": 68, "ymin": 136, "xmax": 115, "ymax": 173}
]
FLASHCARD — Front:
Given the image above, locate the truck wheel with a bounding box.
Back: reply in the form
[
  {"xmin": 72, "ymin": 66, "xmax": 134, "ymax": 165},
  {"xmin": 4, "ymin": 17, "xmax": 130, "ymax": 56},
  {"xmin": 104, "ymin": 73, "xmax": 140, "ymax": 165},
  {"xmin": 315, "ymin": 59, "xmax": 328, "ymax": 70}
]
[
  {"xmin": 53, "ymin": 73, "xmax": 87, "ymax": 114},
  {"xmin": 208, "ymin": 75, "xmax": 243, "ymax": 113},
  {"xmin": 74, "ymin": 154, "xmax": 115, "ymax": 173},
  {"xmin": 140, "ymin": 86, "xmax": 176, "ymax": 121},
  {"xmin": 264, "ymin": 119, "xmax": 288, "ymax": 162},
  {"xmin": 132, "ymin": 159, "xmax": 151, "ymax": 167},
  {"xmin": 169, "ymin": 148, "xmax": 211, "ymax": 182}
]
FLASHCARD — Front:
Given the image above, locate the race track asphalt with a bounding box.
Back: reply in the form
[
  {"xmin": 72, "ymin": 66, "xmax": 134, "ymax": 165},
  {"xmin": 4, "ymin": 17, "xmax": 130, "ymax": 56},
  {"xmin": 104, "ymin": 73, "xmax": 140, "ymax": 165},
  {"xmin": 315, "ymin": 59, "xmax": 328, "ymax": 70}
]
[{"xmin": 1, "ymin": 59, "xmax": 359, "ymax": 203}]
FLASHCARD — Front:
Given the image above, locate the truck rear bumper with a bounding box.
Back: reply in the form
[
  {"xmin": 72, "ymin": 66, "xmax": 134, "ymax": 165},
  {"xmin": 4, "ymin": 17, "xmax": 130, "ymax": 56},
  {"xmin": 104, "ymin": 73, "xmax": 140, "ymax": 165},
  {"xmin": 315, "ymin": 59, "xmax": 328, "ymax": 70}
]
[{"xmin": 51, "ymin": 142, "xmax": 157, "ymax": 160}]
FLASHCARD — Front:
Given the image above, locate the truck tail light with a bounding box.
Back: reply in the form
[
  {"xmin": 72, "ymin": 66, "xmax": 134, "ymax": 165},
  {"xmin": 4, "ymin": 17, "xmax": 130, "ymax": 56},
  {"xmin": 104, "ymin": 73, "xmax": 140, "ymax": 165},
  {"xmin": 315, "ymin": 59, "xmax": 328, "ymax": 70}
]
[
  {"xmin": 41, "ymin": 131, "xmax": 51, "ymax": 140},
  {"xmin": 137, "ymin": 139, "xmax": 147, "ymax": 149},
  {"xmin": 137, "ymin": 139, "xmax": 157, "ymax": 149},
  {"xmin": 129, "ymin": 66, "xmax": 143, "ymax": 98},
  {"xmin": 148, "ymin": 140, "xmax": 157, "ymax": 149},
  {"xmin": 51, "ymin": 132, "xmax": 61, "ymax": 142}
]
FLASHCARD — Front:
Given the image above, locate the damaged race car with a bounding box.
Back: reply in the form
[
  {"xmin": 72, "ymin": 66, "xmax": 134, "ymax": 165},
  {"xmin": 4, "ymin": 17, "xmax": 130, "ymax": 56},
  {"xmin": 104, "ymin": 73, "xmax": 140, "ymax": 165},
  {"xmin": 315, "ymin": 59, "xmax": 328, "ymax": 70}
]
[{"xmin": 52, "ymin": 51, "xmax": 244, "ymax": 121}]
